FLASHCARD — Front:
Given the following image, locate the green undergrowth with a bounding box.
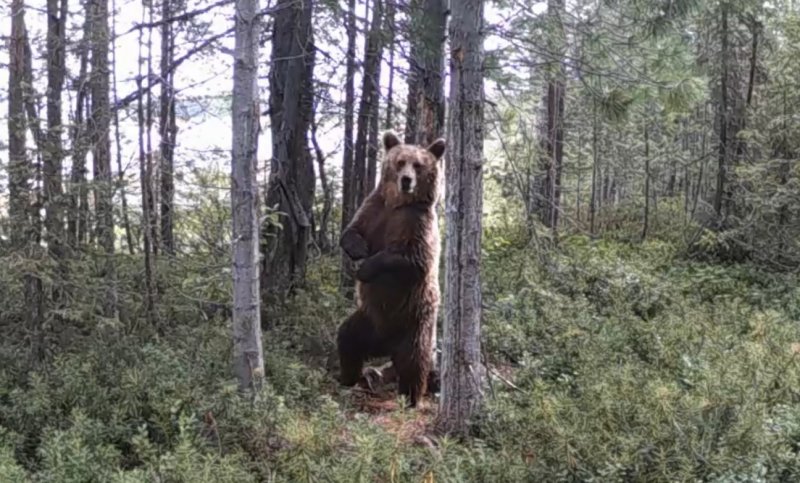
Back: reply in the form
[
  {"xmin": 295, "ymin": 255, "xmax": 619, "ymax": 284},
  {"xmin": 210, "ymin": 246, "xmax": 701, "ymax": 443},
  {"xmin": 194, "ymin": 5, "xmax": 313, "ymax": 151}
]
[{"xmin": 2, "ymin": 232, "xmax": 800, "ymax": 481}]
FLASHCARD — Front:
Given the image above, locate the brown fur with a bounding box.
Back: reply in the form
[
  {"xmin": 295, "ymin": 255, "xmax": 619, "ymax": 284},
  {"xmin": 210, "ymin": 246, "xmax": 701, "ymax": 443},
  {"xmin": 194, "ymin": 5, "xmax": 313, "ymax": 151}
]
[{"xmin": 338, "ymin": 132, "xmax": 445, "ymax": 407}]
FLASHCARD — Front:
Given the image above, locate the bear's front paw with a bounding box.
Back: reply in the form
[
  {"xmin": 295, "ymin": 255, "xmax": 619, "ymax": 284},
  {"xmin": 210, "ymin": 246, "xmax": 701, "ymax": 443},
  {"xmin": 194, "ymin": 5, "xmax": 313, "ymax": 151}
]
[
  {"xmin": 354, "ymin": 260, "xmax": 372, "ymax": 282},
  {"xmin": 340, "ymin": 230, "xmax": 369, "ymax": 260}
]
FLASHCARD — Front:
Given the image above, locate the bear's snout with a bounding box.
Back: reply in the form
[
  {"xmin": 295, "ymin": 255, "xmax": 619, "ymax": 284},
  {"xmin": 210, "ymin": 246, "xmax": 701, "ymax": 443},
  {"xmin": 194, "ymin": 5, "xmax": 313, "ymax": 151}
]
[{"xmin": 400, "ymin": 176, "xmax": 414, "ymax": 193}]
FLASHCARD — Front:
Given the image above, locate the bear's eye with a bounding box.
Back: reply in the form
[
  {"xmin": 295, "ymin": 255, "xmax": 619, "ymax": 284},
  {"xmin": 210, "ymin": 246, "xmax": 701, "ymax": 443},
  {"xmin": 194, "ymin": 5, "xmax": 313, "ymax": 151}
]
[
  {"xmin": 397, "ymin": 160, "xmax": 406, "ymax": 168},
  {"xmin": 413, "ymin": 161, "xmax": 422, "ymax": 170}
]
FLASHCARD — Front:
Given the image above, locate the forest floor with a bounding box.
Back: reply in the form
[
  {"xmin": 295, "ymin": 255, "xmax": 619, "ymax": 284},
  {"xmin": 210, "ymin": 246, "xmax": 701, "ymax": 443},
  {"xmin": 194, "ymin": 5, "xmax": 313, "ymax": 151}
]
[{"xmin": 2, "ymin": 230, "xmax": 800, "ymax": 481}]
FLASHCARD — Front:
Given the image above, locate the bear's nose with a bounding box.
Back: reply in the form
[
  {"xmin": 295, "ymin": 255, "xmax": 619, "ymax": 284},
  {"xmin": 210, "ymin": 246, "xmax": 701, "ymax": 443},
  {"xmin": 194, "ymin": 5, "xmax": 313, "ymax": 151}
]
[{"xmin": 401, "ymin": 176, "xmax": 413, "ymax": 192}]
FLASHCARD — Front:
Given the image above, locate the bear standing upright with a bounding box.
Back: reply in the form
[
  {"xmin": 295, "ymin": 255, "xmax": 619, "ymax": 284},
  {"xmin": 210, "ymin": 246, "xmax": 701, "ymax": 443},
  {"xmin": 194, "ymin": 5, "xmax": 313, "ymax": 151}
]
[{"xmin": 337, "ymin": 131, "xmax": 444, "ymax": 407}]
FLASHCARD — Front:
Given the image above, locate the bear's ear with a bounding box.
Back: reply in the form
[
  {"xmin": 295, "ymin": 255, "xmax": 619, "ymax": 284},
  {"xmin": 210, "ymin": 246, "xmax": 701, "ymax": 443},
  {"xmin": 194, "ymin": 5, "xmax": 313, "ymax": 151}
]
[
  {"xmin": 383, "ymin": 131, "xmax": 401, "ymax": 151},
  {"xmin": 427, "ymin": 138, "xmax": 446, "ymax": 160}
]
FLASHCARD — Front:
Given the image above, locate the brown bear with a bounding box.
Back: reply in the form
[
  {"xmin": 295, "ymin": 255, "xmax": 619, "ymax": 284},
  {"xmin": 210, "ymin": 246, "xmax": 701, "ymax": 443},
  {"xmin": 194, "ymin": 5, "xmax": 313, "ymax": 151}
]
[{"xmin": 337, "ymin": 131, "xmax": 444, "ymax": 407}]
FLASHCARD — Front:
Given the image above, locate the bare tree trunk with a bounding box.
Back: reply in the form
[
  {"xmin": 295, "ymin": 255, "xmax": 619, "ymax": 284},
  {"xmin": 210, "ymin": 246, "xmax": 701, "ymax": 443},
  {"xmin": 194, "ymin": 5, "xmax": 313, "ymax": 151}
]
[
  {"xmin": 576, "ymin": 130, "xmax": 582, "ymax": 223},
  {"xmin": 111, "ymin": 0, "xmax": 135, "ymax": 254},
  {"xmin": 21, "ymin": 30, "xmax": 45, "ymax": 158},
  {"xmin": 90, "ymin": 0, "xmax": 118, "ymax": 318},
  {"xmin": 145, "ymin": 8, "xmax": 160, "ymax": 257},
  {"xmin": 311, "ymin": 106, "xmax": 332, "ymax": 252},
  {"xmin": 642, "ymin": 119, "xmax": 650, "ymax": 241},
  {"xmin": 777, "ymin": 89, "xmax": 791, "ymax": 240},
  {"xmin": 589, "ymin": 98, "xmax": 598, "ymax": 236},
  {"xmin": 8, "ymin": 0, "xmax": 31, "ymax": 250},
  {"xmin": 404, "ymin": 0, "xmax": 447, "ymax": 146},
  {"xmin": 691, "ymin": 106, "xmax": 707, "ymax": 219},
  {"xmin": 160, "ymin": 0, "xmax": 178, "ymax": 255},
  {"xmin": 733, "ymin": 20, "xmax": 758, "ymax": 165},
  {"xmin": 137, "ymin": 13, "xmax": 158, "ymax": 326},
  {"xmin": 9, "ymin": 0, "xmax": 45, "ymax": 363},
  {"xmin": 713, "ymin": 4, "xmax": 729, "ymax": 224},
  {"xmin": 231, "ymin": 0, "xmax": 264, "ymax": 392},
  {"xmin": 44, "ymin": 0, "xmax": 68, "ymax": 269},
  {"xmin": 437, "ymin": 0, "xmax": 486, "ymax": 437},
  {"xmin": 354, "ymin": 0, "xmax": 384, "ymax": 200},
  {"xmin": 537, "ymin": 0, "xmax": 565, "ymax": 232},
  {"xmin": 339, "ymin": 0, "xmax": 357, "ymax": 293},
  {"xmin": 384, "ymin": 0, "xmax": 396, "ymax": 129},
  {"xmin": 67, "ymin": 11, "xmax": 92, "ymax": 250},
  {"xmin": 364, "ymin": 0, "xmax": 384, "ymax": 193},
  {"xmin": 262, "ymin": 0, "xmax": 316, "ymax": 300}
]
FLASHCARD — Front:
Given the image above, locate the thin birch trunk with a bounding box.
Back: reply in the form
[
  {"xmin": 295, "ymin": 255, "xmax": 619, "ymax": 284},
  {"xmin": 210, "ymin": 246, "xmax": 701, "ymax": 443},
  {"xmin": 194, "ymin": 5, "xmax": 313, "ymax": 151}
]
[{"xmin": 231, "ymin": 0, "xmax": 264, "ymax": 392}]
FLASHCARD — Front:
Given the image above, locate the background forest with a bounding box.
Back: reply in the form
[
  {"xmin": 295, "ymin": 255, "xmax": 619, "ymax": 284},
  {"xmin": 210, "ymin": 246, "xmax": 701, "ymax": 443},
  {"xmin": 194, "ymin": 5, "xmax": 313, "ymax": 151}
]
[{"xmin": 2, "ymin": 0, "xmax": 800, "ymax": 480}]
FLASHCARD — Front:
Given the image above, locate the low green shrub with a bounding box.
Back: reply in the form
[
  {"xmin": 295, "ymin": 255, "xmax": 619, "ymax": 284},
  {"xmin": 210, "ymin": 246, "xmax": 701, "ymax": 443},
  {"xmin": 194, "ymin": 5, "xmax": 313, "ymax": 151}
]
[{"xmin": 2, "ymin": 233, "xmax": 800, "ymax": 481}]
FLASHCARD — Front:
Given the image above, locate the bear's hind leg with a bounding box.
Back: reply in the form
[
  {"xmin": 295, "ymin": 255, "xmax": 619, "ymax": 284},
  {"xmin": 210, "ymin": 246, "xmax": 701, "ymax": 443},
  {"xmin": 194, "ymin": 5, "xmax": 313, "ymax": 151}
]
[
  {"xmin": 337, "ymin": 310, "xmax": 378, "ymax": 386},
  {"xmin": 392, "ymin": 334, "xmax": 432, "ymax": 407}
]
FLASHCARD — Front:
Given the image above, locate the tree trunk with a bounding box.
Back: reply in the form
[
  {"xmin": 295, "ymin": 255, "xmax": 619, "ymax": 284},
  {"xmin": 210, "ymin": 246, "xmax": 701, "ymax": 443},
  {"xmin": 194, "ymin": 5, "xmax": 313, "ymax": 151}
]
[
  {"xmin": 713, "ymin": 4, "xmax": 729, "ymax": 224},
  {"xmin": 9, "ymin": 0, "xmax": 45, "ymax": 363},
  {"xmin": 111, "ymin": 0, "xmax": 135, "ymax": 254},
  {"xmin": 137, "ymin": 15, "xmax": 158, "ymax": 326},
  {"xmin": 263, "ymin": 0, "xmax": 316, "ymax": 300},
  {"xmin": 160, "ymin": 0, "xmax": 178, "ymax": 255},
  {"xmin": 589, "ymin": 98, "xmax": 598, "ymax": 236},
  {"xmin": 777, "ymin": 89, "xmax": 790, "ymax": 242},
  {"xmin": 384, "ymin": 0, "xmax": 396, "ymax": 129},
  {"xmin": 90, "ymin": 0, "xmax": 118, "ymax": 318},
  {"xmin": 9, "ymin": 0, "xmax": 32, "ymax": 251},
  {"xmin": 67, "ymin": 11, "xmax": 92, "ymax": 250},
  {"xmin": 145, "ymin": 9, "xmax": 159, "ymax": 257},
  {"xmin": 365, "ymin": 0, "xmax": 384, "ymax": 193},
  {"xmin": 21, "ymin": 29, "xmax": 45, "ymax": 159},
  {"xmin": 354, "ymin": 0, "xmax": 384, "ymax": 200},
  {"xmin": 642, "ymin": 120, "xmax": 650, "ymax": 241},
  {"xmin": 691, "ymin": 107, "xmax": 707, "ymax": 220},
  {"xmin": 44, "ymin": 0, "xmax": 68, "ymax": 267},
  {"xmin": 339, "ymin": 0, "xmax": 357, "ymax": 293},
  {"xmin": 576, "ymin": 131, "xmax": 582, "ymax": 223},
  {"xmin": 404, "ymin": 0, "xmax": 447, "ymax": 146},
  {"xmin": 733, "ymin": 20, "xmax": 758, "ymax": 165},
  {"xmin": 231, "ymin": 0, "xmax": 265, "ymax": 392},
  {"xmin": 311, "ymin": 107, "xmax": 332, "ymax": 252},
  {"xmin": 538, "ymin": 0, "xmax": 566, "ymax": 232},
  {"xmin": 437, "ymin": 0, "xmax": 486, "ymax": 437}
]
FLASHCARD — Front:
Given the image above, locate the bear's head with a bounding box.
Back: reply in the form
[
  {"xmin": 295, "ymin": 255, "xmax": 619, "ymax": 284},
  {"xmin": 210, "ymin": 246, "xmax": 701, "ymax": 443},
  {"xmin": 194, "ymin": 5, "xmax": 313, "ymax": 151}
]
[{"xmin": 380, "ymin": 131, "xmax": 445, "ymax": 207}]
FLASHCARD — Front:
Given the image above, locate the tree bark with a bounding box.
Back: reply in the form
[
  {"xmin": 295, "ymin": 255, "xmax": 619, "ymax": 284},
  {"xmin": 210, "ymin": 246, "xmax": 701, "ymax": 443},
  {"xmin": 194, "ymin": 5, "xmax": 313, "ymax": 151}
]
[
  {"xmin": 231, "ymin": 0, "xmax": 265, "ymax": 393},
  {"xmin": 137, "ymin": 13, "xmax": 158, "ymax": 326},
  {"xmin": 691, "ymin": 106, "xmax": 707, "ymax": 220},
  {"xmin": 538, "ymin": 0, "xmax": 565, "ymax": 232},
  {"xmin": 8, "ymin": 0, "xmax": 32, "ymax": 251},
  {"xmin": 160, "ymin": 0, "xmax": 178, "ymax": 255},
  {"xmin": 589, "ymin": 98, "xmax": 598, "ymax": 236},
  {"xmin": 67, "ymin": 11, "xmax": 92, "ymax": 250},
  {"xmin": 339, "ymin": 0, "xmax": 358, "ymax": 293},
  {"xmin": 713, "ymin": 4, "xmax": 729, "ymax": 223},
  {"xmin": 437, "ymin": 0, "xmax": 486, "ymax": 437},
  {"xmin": 384, "ymin": 0, "xmax": 396, "ymax": 129},
  {"xmin": 364, "ymin": 0, "xmax": 385, "ymax": 193},
  {"xmin": 111, "ymin": 0, "xmax": 135, "ymax": 254},
  {"xmin": 262, "ymin": 0, "xmax": 316, "ymax": 300},
  {"xmin": 354, "ymin": 0, "xmax": 384, "ymax": 200},
  {"xmin": 145, "ymin": 8, "xmax": 159, "ymax": 257},
  {"xmin": 404, "ymin": 0, "xmax": 447, "ymax": 146},
  {"xmin": 44, "ymin": 0, "xmax": 68, "ymax": 266},
  {"xmin": 90, "ymin": 0, "xmax": 118, "ymax": 318},
  {"xmin": 311, "ymin": 106, "xmax": 332, "ymax": 253},
  {"xmin": 642, "ymin": 119, "xmax": 650, "ymax": 241},
  {"xmin": 576, "ymin": 130, "xmax": 583, "ymax": 223},
  {"xmin": 9, "ymin": 0, "xmax": 45, "ymax": 363}
]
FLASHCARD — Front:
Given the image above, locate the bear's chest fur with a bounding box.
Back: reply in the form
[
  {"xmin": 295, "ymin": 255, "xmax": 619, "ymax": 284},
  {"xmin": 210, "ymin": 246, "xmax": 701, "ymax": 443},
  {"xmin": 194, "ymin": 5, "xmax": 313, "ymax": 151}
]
[{"xmin": 356, "ymin": 203, "xmax": 439, "ymax": 329}]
